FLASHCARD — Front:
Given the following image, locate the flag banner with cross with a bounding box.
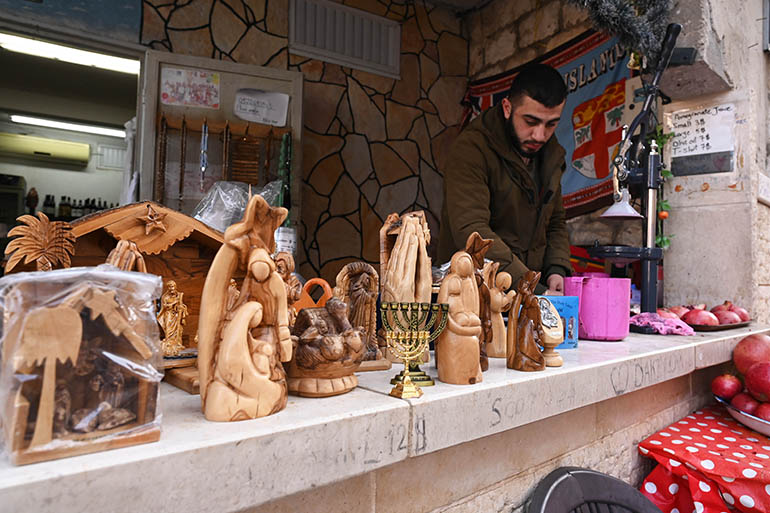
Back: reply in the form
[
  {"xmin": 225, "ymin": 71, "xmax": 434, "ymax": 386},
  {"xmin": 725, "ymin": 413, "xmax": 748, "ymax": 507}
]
[{"xmin": 461, "ymin": 30, "xmax": 634, "ymax": 218}]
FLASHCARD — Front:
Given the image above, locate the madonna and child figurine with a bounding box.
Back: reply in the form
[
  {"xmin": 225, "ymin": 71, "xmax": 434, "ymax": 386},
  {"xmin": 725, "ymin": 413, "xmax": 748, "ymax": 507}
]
[
  {"xmin": 506, "ymin": 271, "xmax": 546, "ymax": 372},
  {"xmin": 197, "ymin": 195, "xmax": 292, "ymax": 421}
]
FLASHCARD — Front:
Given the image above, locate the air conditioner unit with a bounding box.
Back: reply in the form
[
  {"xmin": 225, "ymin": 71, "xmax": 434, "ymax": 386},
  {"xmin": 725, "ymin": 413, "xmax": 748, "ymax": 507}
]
[{"xmin": 0, "ymin": 132, "xmax": 90, "ymax": 166}]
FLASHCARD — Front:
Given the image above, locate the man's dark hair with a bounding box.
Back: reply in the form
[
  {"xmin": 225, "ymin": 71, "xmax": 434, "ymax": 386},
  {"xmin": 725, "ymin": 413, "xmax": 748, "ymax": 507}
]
[{"xmin": 507, "ymin": 63, "xmax": 567, "ymax": 108}]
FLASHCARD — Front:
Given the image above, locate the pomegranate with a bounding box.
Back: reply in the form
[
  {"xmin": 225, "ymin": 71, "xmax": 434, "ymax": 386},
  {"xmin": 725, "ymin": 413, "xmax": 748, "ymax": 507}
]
[
  {"xmin": 668, "ymin": 306, "xmax": 690, "ymax": 319},
  {"xmin": 745, "ymin": 362, "xmax": 770, "ymax": 402},
  {"xmin": 657, "ymin": 308, "xmax": 679, "ymax": 320},
  {"xmin": 715, "ymin": 310, "xmax": 742, "ymax": 325},
  {"xmin": 731, "ymin": 392, "xmax": 760, "ymax": 415},
  {"xmin": 729, "ymin": 304, "xmax": 751, "ymax": 322},
  {"xmin": 733, "ymin": 334, "xmax": 770, "ymax": 374},
  {"xmin": 686, "ymin": 303, "xmax": 707, "ymax": 311},
  {"xmin": 756, "ymin": 403, "xmax": 770, "ymax": 422},
  {"xmin": 711, "ymin": 374, "xmax": 742, "ymax": 400},
  {"xmin": 711, "ymin": 301, "xmax": 732, "ymax": 313},
  {"xmin": 682, "ymin": 309, "xmax": 719, "ymax": 326}
]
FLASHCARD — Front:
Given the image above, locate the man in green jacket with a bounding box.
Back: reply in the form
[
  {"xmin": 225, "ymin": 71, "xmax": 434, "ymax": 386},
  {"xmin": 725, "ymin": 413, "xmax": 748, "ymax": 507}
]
[{"xmin": 438, "ymin": 64, "xmax": 571, "ymax": 295}]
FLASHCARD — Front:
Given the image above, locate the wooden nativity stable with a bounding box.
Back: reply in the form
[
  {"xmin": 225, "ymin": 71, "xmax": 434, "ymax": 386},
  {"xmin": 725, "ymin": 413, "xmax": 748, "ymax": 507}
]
[{"xmin": 68, "ymin": 201, "xmax": 227, "ymax": 351}]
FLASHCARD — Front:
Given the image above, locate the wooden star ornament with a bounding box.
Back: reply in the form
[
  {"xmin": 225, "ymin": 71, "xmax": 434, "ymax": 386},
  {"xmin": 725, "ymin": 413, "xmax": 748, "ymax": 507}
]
[{"xmin": 138, "ymin": 204, "xmax": 168, "ymax": 235}]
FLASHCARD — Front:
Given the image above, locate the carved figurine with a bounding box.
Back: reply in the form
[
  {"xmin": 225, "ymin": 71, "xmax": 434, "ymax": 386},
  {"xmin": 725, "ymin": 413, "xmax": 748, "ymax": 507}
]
[
  {"xmin": 506, "ymin": 271, "xmax": 546, "ymax": 372},
  {"xmin": 286, "ymin": 298, "xmax": 365, "ymax": 397},
  {"xmin": 53, "ymin": 381, "xmax": 72, "ymax": 436},
  {"xmin": 275, "ymin": 252, "xmax": 302, "ymax": 327},
  {"xmin": 4, "ymin": 211, "xmax": 75, "ymax": 272},
  {"xmin": 538, "ymin": 297, "xmax": 564, "ymax": 367},
  {"xmin": 380, "ymin": 211, "xmax": 432, "ymax": 304},
  {"xmin": 333, "ymin": 262, "xmax": 382, "ymax": 362},
  {"xmin": 464, "ymin": 232, "xmax": 493, "ymax": 371},
  {"xmin": 484, "ymin": 263, "xmax": 515, "ymax": 358},
  {"xmin": 105, "ymin": 240, "xmax": 147, "ymax": 272},
  {"xmin": 198, "ymin": 194, "xmax": 292, "ymax": 422},
  {"xmin": 157, "ymin": 280, "xmax": 189, "ymax": 357},
  {"xmin": 435, "ymin": 251, "xmax": 483, "ymax": 385}
]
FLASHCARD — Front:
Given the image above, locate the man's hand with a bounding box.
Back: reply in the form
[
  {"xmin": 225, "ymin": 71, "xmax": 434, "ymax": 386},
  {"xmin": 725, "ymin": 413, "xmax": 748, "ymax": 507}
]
[{"xmin": 545, "ymin": 274, "xmax": 564, "ymax": 296}]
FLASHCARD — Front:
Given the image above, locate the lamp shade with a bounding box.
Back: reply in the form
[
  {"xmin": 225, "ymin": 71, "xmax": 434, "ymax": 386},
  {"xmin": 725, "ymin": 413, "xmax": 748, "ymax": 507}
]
[{"xmin": 600, "ymin": 188, "xmax": 643, "ymax": 220}]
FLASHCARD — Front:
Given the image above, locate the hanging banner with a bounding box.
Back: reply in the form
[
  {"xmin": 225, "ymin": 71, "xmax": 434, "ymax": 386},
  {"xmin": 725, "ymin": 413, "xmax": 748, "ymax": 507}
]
[{"xmin": 461, "ymin": 30, "xmax": 633, "ymax": 217}]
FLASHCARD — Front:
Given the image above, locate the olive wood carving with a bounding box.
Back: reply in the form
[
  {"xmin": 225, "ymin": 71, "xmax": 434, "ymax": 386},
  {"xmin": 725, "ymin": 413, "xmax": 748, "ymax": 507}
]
[
  {"xmin": 3, "ymin": 280, "xmax": 159, "ymax": 465},
  {"xmin": 197, "ymin": 195, "xmax": 292, "ymax": 422},
  {"xmin": 379, "ymin": 211, "xmax": 432, "ymax": 304},
  {"xmin": 333, "ymin": 262, "xmax": 383, "ymax": 362},
  {"xmin": 506, "ymin": 271, "xmax": 546, "ymax": 371},
  {"xmin": 105, "ymin": 240, "xmax": 148, "ymax": 273},
  {"xmin": 285, "ymin": 298, "xmax": 365, "ymax": 397},
  {"xmin": 157, "ymin": 280, "xmax": 188, "ymax": 357},
  {"xmin": 435, "ymin": 251, "xmax": 483, "ymax": 385},
  {"xmin": 275, "ymin": 252, "xmax": 302, "ymax": 328},
  {"xmin": 484, "ymin": 263, "xmax": 515, "ymax": 358},
  {"xmin": 464, "ymin": 232, "xmax": 493, "ymax": 371},
  {"xmin": 4, "ymin": 212, "xmax": 75, "ymax": 273},
  {"xmin": 538, "ymin": 297, "xmax": 564, "ymax": 367}
]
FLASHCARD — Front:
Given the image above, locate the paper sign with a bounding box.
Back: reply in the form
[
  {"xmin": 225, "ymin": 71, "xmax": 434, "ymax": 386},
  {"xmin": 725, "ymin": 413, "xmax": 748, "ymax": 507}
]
[
  {"xmin": 233, "ymin": 89, "xmax": 289, "ymax": 126},
  {"xmin": 161, "ymin": 67, "xmax": 220, "ymax": 109},
  {"xmin": 669, "ymin": 103, "xmax": 735, "ymax": 158}
]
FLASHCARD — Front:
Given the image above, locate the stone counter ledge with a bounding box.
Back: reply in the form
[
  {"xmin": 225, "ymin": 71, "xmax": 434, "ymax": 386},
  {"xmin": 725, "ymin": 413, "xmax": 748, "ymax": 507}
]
[
  {"xmin": 0, "ymin": 324, "xmax": 765, "ymax": 513},
  {"xmin": 356, "ymin": 324, "xmax": 766, "ymax": 455}
]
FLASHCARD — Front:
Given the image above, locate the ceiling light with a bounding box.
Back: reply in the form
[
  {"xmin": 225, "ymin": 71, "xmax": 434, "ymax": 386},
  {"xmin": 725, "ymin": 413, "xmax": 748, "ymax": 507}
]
[
  {"xmin": 10, "ymin": 115, "xmax": 126, "ymax": 138},
  {"xmin": 0, "ymin": 32, "xmax": 140, "ymax": 74}
]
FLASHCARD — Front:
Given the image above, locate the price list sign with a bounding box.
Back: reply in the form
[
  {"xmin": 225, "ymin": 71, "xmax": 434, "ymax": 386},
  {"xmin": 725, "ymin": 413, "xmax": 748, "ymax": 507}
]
[{"xmin": 669, "ymin": 103, "xmax": 735, "ymax": 176}]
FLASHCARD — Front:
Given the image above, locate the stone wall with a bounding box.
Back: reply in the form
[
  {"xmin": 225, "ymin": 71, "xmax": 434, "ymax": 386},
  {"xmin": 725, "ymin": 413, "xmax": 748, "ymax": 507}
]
[
  {"xmin": 662, "ymin": 0, "xmax": 769, "ymax": 321},
  {"xmin": 464, "ymin": 0, "xmax": 590, "ymax": 80},
  {"xmin": 141, "ymin": 0, "xmax": 468, "ymax": 282},
  {"xmin": 246, "ymin": 366, "xmax": 723, "ymax": 513}
]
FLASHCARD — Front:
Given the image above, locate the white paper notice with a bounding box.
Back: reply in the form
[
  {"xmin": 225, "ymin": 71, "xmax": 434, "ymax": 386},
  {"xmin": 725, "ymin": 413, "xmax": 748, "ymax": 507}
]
[
  {"xmin": 160, "ymin": 67, "xmax": 220, "ymax": 109},
  {"xmin": 233, "ymin": 89, "xmax": 289, "ymax": 126},
  {"xmin": 669, "ymin": 103, "xmax": 735, "ymax": 158}
]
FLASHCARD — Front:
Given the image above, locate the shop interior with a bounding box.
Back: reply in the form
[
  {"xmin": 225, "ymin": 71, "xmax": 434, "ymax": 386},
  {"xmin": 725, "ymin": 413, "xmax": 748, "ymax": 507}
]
[{"xmin": 0, "ymin": 37, "xmax": 138, "ymax": 250}]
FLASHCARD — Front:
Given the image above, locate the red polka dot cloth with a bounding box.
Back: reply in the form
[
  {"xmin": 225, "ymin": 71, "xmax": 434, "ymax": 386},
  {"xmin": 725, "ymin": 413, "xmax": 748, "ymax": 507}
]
[{"xmin": 639, "ymin": 405, "xmax": 770, "ymax": 512}]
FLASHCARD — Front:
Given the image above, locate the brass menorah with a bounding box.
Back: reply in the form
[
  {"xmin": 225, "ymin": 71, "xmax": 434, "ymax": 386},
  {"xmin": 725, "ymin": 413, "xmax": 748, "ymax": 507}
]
[{"xmin": 380, "ymin": 302, "xmax": 448, "ymax": 398}]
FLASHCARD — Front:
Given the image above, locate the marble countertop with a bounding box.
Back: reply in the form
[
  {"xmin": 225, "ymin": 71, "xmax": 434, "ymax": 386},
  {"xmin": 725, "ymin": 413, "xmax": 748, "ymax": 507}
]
[{"xmin": 1, "ymin": 324, "xmax": 766, "ymax": 512}]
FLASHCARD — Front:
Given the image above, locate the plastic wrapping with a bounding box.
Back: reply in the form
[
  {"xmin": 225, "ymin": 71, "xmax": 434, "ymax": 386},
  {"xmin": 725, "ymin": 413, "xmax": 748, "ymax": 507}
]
[
  {"xmin": 0, "ymin": 265, "xmax": 163, "ymax": 465},
  {"xmin": 432, "ymin": 258, "xmax": 493, "ymax": 287},
  {"xmin": 192, "ymin": 180, "xmax": 282, "ymax": 233}
]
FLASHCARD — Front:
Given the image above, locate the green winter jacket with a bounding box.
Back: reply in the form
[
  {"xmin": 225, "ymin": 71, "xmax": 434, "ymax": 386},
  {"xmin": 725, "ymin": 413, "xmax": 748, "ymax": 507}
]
[{"xmin": 437, "ymin": 103, "xmax": 571, "ymax": 294}]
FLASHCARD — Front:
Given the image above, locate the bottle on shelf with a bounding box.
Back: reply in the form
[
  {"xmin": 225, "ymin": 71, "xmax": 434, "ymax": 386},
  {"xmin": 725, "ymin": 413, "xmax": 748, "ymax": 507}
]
[
  {"xmin": 72, "ymin": 200, "xmax": 82, "ymax": 218},
  {"xmin": 42, "ymin": 195, "xmax": 56, "ymax": 217}
]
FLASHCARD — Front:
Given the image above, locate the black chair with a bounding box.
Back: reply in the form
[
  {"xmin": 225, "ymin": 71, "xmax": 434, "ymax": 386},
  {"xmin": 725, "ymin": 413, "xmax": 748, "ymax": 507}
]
[{"xmin": 527, "ymin": 467, "xmax": 662, "ymax": 513}]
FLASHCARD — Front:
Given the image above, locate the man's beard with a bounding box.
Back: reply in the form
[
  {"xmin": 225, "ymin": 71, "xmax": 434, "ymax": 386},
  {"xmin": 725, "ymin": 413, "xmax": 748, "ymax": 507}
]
[{"xmin": 507, "ymin": 118, "xmax": 543, "ymax": 159}]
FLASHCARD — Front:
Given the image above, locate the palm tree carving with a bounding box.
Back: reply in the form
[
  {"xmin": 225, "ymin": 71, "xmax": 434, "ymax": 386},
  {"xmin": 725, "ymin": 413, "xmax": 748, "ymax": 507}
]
[
  {"xmin": 19, "ymin": 305, "xmax": 83, "ymax": 448},
  {"xmin": 5, "ymin": 212, "xmax": 75, "ymax": 272}
]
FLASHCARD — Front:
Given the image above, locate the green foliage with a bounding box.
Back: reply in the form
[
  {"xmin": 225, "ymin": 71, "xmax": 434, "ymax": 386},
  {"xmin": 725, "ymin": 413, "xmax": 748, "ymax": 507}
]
[{"xmin": 655, "ymin": 233, "xmax": 673, "ymax": 250}]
